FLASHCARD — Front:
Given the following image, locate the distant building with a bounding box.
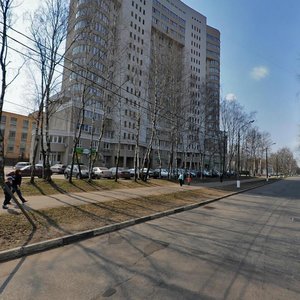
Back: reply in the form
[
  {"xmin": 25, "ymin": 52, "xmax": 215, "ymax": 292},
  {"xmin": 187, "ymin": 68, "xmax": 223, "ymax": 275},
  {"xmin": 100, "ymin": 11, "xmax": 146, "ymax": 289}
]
[
  {"xmin": 0, "ymin": 111, "xmax": 36, "ymax": 165},
  {"xmin": 46, "ymin": 0, "xmax": 221, "ymax": 170}
]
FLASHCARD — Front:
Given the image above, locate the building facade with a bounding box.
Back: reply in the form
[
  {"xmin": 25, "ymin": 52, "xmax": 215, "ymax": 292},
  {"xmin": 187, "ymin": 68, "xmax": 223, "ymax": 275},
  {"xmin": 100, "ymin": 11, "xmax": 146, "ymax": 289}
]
[
  {"xmin": 0, "ymin": 111, "xmax": 36, "ymax": 165},
  {"xmin": 47, "ymin": 0, "xmax": 220, "ymax": 170}
]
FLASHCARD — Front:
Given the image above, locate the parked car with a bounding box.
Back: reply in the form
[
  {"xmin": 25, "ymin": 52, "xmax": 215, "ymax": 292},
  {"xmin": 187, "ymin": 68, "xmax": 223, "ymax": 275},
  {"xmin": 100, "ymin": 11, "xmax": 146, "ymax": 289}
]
[
  {"xmin": 7, "ymin": 164, "xmax": 51, "ymax": 178},
  {"xmin": 93, "ymin": 167, "xmax": 112, "ymax": 179},
  {"xmin": 211, "ymin": 170, "xmax": 222, "ymax": 177},
  {"xmin": 108, "ymin": 167, "xmax": 131, "ymax": 179},
  {"xmin": 14, "ymin": 161, "xmax": 31, "ymax": 170},
  {"xmin": 128, "ymin": 168, "xmax": 159, "ymax": 178},
  {"xmin": 184, "ymin": 170, "xmax": 197, "ymax": 178},
  {"xmin": 140, "ymin": 168, "xmax": 154, "ymax": 178},
  {"xmin": 153, "ymin": 168, "xmax": 169, "ymax": 178},
  {"xmin": 64, "ymin": 164, "xmax": 92, "ymax": 179},
  {"xmin": 128, "ymin": 168, "xmax": 136, "ymax": 177},
  {"xmin": 50, "ymin": 164, "xmax": 66, "ymax": 174}
]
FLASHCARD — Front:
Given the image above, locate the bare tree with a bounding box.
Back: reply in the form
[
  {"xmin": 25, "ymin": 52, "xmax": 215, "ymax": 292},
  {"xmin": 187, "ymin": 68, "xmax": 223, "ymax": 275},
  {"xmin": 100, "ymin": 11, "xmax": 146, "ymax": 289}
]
[
  {"xmin": 28, "ymin": 0, "xmax": 69, "ymax": 182},
  {"xmin": 141, "ymin": 30, "xmax": 165, "ymax": 181},
  {"xmin": 194, "ymin": 81, "xmax": 216, "ymax": 176},
  {"xmin": 257, "ymin": 131, "xmax": 272, "ymax": 175},
  {"xmin": 220, "ymin": 98, "xmax": 256, "ymax": 174},
  {"xmin": 163, "ymin": 47, "xmax": 186, "ymax": 176},
  {"xmin": 87, "ymin": 2, "xmax": 126, "ymax": 181},
  {"xmin": 0, "ymin": 0, "xmax": 20, "ymax": 184},
  {"xmin": 244, "ymin": 127, "xmax": 262, "ymax": 176},
  {"xmin": 270, "ymin": 147, "xmax": 298, "ymax": 176},
  {"xmin": 0, "ymin": 1, "xmax": 37, "ymax": 222},
  {"xmin": 144, "ymin": 29, "xmax": 186, "ymax": 180},
  {"xmin": 60, "ymin": 0, "xmax": 129, "ymax": 182}
]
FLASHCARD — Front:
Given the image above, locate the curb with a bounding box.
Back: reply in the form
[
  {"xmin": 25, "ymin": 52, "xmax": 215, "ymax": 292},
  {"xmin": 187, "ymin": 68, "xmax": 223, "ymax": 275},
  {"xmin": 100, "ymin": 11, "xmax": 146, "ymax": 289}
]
[{"xmin": 0, "ymin": 180, "xmax": 274, "ymax": 263}]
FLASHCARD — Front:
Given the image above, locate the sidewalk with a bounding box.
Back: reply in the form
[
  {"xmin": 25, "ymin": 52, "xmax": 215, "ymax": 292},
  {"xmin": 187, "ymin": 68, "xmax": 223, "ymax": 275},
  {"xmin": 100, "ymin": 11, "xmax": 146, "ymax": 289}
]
[
  {"xmin": 0, "ymin": 178, "xmax": 261, "ymax": 215},
  {"xmin": 0, "ymin": 178, "xmax": 268, "ymax": 262}
]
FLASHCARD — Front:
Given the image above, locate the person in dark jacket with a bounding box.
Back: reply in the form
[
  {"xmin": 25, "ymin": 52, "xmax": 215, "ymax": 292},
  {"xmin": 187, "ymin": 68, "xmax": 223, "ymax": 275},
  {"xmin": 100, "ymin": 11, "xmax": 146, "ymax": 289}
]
[
  {"xmin": 2, "ymin": 176, "xmax": 13, "ymax": 209},
  {"xmin": 12, "ymin": 169, "xmax": 27, "ymax": 203}
]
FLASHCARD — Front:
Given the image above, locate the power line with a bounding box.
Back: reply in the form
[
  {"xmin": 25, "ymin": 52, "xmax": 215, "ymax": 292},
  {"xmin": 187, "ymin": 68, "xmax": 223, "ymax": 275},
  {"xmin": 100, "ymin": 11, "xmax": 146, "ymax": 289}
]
[{"xmin": 0, "ymin": 17, "xmax": 223, "ymax": 147}]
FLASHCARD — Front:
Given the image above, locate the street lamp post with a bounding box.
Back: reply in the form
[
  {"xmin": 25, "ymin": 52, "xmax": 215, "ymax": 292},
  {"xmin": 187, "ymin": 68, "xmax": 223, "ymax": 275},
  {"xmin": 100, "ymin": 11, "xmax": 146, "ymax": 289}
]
[
  {"xmin": 222, "ymin": 131, "xmax": 226, "ymax": 179},
  {"xmin": 237, "ymin": 120, "xmax": 254, "ymax": 188},
  {"xmin": 265, "ymin": 142, "xmax": 276, "ymax": 181}
]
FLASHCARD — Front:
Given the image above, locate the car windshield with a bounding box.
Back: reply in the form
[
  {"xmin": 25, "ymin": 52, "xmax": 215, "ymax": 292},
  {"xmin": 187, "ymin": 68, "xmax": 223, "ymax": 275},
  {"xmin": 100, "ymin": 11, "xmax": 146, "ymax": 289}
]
[
  {"xmin": 15, "ymin": 162, "xmax": 30, "ymax": 168},
  {"xmin": 21, "ymin": 165, "xmax": 31, "ymax": 170}
]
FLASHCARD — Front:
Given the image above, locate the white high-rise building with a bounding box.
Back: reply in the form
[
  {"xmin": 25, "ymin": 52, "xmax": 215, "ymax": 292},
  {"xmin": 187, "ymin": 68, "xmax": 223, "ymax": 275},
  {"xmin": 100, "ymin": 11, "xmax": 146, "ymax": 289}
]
[{"xmin": 48, "ymin": 0, "xmax": 220, "ymax": 170}]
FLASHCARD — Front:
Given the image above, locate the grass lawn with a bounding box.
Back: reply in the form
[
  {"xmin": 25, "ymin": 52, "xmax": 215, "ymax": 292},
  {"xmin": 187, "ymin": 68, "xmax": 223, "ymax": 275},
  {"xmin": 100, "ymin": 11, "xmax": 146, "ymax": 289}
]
[{"xmin": 20, "ymin": 177, "xmax": 175, "ymax": 196}]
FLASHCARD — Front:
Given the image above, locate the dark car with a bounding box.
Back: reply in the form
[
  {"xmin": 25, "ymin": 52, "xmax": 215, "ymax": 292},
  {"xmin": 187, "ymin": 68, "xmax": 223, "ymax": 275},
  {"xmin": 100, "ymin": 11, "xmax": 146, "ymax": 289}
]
[
  {"xmin": 50, "ymin": 164, "xmax": 66, "ymax": 174},
  {"xmin": 64, "ymin": 164, "xmax": 93, "ymax": 179},
  {"xmin": 7, "ymin": 164, "xmax": 51, "ymax": 178},
  {"xmin": 108, "ymin": 167, "xmax": 131, "ymax": 179},
  {"xmin": 129, "ymin": 168, "xmax": 157, "ymax": 178}
]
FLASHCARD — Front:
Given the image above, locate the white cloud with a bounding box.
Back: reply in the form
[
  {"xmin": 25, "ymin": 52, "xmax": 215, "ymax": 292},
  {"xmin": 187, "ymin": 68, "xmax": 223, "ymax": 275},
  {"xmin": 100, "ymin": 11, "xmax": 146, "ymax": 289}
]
[
  {"xmin": 250, "ymin": 66, "xmax": 269, "ymax": 80},
  {"xmin": 225, "ymin": 93, "xmax": 237, "ymax": 102}
]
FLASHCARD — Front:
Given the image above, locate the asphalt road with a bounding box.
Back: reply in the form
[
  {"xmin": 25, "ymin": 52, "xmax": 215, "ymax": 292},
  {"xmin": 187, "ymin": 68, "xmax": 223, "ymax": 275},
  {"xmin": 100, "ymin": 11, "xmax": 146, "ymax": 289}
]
[{"xmin": 0, "ymin": 178, "xmax": 299, "ymax": 300}]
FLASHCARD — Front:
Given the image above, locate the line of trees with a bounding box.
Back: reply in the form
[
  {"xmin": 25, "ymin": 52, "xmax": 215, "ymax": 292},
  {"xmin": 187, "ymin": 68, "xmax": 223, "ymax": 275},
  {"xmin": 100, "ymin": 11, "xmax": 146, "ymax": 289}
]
[{"xmin": 220, "ymin": 98, "xmax": 299, "ymax": 176}]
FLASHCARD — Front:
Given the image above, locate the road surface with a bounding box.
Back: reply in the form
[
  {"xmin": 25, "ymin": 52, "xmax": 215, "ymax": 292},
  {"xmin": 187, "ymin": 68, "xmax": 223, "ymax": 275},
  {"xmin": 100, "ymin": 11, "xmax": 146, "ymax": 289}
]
[{"xmin": 0, "ymin": 178, "xmax": 299, "ymax": 299}]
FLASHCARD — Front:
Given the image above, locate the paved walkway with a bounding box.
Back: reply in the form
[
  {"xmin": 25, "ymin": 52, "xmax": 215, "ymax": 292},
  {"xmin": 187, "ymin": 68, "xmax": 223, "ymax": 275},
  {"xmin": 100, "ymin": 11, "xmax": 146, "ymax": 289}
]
[
  {"xmin": 0, "ymin": 178, "xmax": 262, "ymax": 215},
  {"xmin": 0, "ymin": 178, "xmax": 267, "ymax": 262}
]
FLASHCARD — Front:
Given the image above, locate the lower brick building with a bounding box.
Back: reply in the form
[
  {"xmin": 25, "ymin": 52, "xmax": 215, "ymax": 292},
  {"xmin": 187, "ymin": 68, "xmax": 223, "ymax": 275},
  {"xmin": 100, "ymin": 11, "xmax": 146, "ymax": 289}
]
[{"xmin": 0, "ymin": 111, "xmax": 36, "ymax": 165}]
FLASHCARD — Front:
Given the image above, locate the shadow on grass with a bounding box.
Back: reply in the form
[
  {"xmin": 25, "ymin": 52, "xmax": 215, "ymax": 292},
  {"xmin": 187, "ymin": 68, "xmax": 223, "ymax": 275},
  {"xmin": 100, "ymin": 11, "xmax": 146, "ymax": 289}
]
[
  {"xmin": 30, "ymin": 181, "xmax": 47, "ymax": 195},
  {"xmin": 28, "ymin": 179, "xmax": 94, "ymax": 195},
  {"xmin": 49, "ymin": 180, "xmax": 69, "ymax": 194}
]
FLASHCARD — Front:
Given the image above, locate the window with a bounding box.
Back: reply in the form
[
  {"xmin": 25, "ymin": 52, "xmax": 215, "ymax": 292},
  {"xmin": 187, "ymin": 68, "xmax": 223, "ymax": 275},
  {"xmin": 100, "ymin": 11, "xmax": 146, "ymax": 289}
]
[
  {"xmin": 7, "ymin": 145, "xmax": 14, "ymax": 153},
  {"xmin": 10, "ymin": 117, "xmax": 17, "ymax": 127},
  {"xmin": 23, "ymin": 120, "xmax": 29, "ymax": 129},
  {"xmin": 8, "ymin": 131, "xmax": 16, "ymax": 139},
  {"xmin": 20, "ymin": 144, "xmax": 26, "ymax": 154},
  {"xmin": 21, "ymin": 133, "xmax": 27, "ymax": 141}
]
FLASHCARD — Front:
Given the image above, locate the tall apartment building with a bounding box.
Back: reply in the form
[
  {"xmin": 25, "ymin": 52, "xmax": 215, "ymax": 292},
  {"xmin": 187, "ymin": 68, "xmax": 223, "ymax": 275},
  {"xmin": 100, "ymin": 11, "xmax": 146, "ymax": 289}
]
[
  {"xmin": 0, "ymin": 112, "xmax": 36, "ymax": 165},
  {"xmin": 48, "ymin": 0, "xmax": 220, "ymax": 170}
]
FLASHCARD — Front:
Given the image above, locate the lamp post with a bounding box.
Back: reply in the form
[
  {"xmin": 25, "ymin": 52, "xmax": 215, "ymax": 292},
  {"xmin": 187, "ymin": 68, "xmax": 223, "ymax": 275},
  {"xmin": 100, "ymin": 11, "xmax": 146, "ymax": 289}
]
[
  {"xmin": 237, "ymin": 120, "xmax": 254, "ymax": 188},
  {"xmin": 265, "ymin": 142, "xmax": 276, "ymax": 181},
  {"xmin": 222, "ymin": 131, "xmax": 227, "ymax": 180}
]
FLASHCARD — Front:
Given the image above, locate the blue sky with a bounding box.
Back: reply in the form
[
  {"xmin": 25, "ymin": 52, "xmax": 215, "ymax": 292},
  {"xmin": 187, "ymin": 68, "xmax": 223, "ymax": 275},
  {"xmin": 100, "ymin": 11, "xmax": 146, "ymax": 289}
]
[
  {"xmin": 4, "ymin": 0, "xmax": 300, "ymax": 158},
  {"xmin": 182, "ymin": 0, "xmax": 300, "ymax": 157}
]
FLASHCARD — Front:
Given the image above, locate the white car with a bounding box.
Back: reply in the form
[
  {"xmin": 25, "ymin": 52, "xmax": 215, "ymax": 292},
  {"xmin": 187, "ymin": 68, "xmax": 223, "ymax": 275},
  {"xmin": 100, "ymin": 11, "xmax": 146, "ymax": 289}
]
[
  {"xmin": 93, "ymin": 167, "xmax": 112, "ymax": 179},
  {"xmin": 50, "ymin": 164, "xmax": 66, "ymax": 174},
  {"xmin": 64, "ymin": 164, "xmax": 90, "ymax": 179}
]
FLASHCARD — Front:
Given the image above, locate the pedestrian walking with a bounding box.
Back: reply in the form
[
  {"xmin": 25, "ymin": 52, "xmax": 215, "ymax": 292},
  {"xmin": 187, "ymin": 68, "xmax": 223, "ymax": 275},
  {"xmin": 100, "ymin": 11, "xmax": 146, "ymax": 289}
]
[
  {"xmin": 2, "ymin": 176, "xmax": 13, "ymax": 209},
  {"xmin": 12, "ymin": 169, "xmax": 27, "ymax": 204},
  {"xmin": 220, "ymin": 173, "xmax": 223, "ymax": 182},
  {"xmin": 178, "ymin": 173, "xmax": 184, "ymax": 186},
  {"xmin": 186, "ymin": 174, "xmax": 192, "ymax": 185}
]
